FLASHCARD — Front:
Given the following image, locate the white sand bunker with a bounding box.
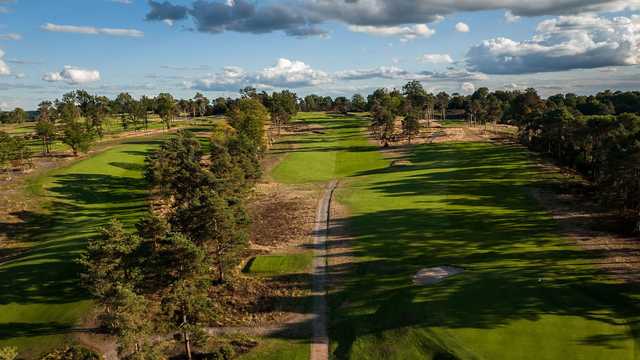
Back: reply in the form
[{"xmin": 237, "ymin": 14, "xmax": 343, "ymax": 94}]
[
  {"xmin": 391, "ymin": 160, "xmax": 412, "ymax": 167},
  {"xmin": 413, "ymin": 266, "xmax": 464, "ymax": 285}
]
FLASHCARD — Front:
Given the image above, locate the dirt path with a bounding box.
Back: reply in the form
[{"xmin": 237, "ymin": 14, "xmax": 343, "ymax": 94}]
[{"xmin": 310, "ymin": 180, "xmax": 337, "ymax": 360}]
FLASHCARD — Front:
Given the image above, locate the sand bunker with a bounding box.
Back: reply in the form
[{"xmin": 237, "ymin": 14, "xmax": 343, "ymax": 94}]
[
  {"xmin": 391, "ymin": 160, "xmax": 412, "ymax": 167},
  {"xmin": 413, "ymin": 266, "xmax": 464, "ymax": 285}
]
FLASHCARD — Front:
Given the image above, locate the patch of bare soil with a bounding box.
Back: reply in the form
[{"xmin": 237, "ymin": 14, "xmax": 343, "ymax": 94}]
[
  {"xmin": 427, "ymin": 127, "xmax": 485, "ymax": 143},
  {"xmin": 248, "ymin": 182, "xmax": 319, "ymax": 251},
  {"xmin": 208, "ymin": 181, "xmax": 321, "ymax": 331},
  {"xmin": 369, "ymin": 119, "xmax": 512, "ymax": 152},
  {"xmin": 530, "ymin": 164, "xmax": 640, "ymax": 284},
  {"xmin": 0, "ymin": 157, "xmax": 69, "ymax": 261},
  {"xmin": 74, "ymin": 312, "xmax": 118, "ymax": 360},
  {"xmin": 276, "ymin": 123, "xmax": 325, "ymax": 137},
  {"xmin": 208, "ymin": 273, "xmax": 311, "ymax": 328}
]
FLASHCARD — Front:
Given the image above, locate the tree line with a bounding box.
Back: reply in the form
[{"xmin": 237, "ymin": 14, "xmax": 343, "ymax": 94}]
[
  {"xmin": 0, "ymin": 87, "xmax": 302, "ymax": 169},
  {"xmin": 79, "ymin": 97, "xmax": 268, "ymax": 358},
  {"xmin": 363, "ymin": 82, "xmax": 640, "ymax": 231},
  {"xmin": 4, "ymin": 84, "xmax": 640, "ymax": 228}
]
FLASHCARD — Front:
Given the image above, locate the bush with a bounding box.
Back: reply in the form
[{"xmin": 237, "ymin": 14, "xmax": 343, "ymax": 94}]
[
  {"xmin": 39, "ymin": 346, "xmax": 99, "ymax": 360},
  {"xmin": 0, "ymin": 131, "xmax": 32, "ymax": 170},
  {"xmin": 218, "ymin": 344, "xmax": 234, "ymax": 360},
  {"xmin": 0, "ymin": 347, "xmax": 18, "ymax": 360},
  {"xmin": 123, "ymin": 346, "xmax": 164, "ymax": 360}
]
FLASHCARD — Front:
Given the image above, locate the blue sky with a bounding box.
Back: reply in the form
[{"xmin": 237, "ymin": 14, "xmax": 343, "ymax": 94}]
[{"xmin": 1, "ymin": 0, "xmax": 640, "ymax": 109}]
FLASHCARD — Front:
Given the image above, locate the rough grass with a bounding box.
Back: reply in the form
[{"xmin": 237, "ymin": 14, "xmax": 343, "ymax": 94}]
[
  {"xmin": 244, "ymin": 253, "xmax": 313, "ymax": 276},
  {"xmin": 272, "ymin": 112, "xmax": 640, "ymax": 359},
  {"xmin": 0, "ymin": 138, "xmax": 162, "ymax": 357},
  {"xmin": 0, "ymin": 115, "xmax": 210, "ymax": 155}
]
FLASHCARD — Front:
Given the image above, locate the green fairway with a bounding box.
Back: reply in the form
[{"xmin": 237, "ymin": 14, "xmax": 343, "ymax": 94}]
[
  {"xmin": 271, "ymin": 113, "xmax": 386, "ymax": 184},
  {"xmin": 238, "ymin": 338, "xmax": 310, "ymax": 360},
  {"xmin": 272, "ymin": 113, "xmax": 640, "ymax": 359},
  {"xmin": 0, "ymin": 138, "xmax": 162, "ymax": 356},
  {"xmin": 244, "ymin": 253, "xmax": 313, "ymax": 276}
]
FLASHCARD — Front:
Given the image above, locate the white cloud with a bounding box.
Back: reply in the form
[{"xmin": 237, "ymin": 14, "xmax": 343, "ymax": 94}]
[
  {"xmin": 349, "ymin": 24, "xmax": 435, "ymax": 41},
  {"xmin": 467, "ymin": 14, "xmax": 640, "ymax": 74},
  {"xmin": 455, "ymin": 22, "xmax": 470, "ymax": 33},
  {"xmin": 336, "ymin": 65, "xmax": 487, "ymax": 82},
  {"xmin": 0, "ymin": 48, "xmax": 10, "ymax": 76},
  {"xmin": 111, "ymin": 0, "xmax": 133, "ymax": 4},
  {"xmin": 0, "ymin": 33, "xmax": 20, "ymax": 41},
  {"xmin": 336, "ymin": 66, "xmax": 413, "ymax": 80},
  {"xmin": 42, "ymin": 66, "xmax": 101, "ymax": 84},
  {"xmin": 41, "ymin": 23, "xmax": 144, "ymax": 37},
  {"xmin": 161, "ymin": 64, "xmax": 211, "ymax": 71},
  {"xmin": 461, "ymin": 82, "xmax": 475, "ymax": 93},
  {"xmin": 99, "ymin": 28, "xmax": 144, "ymax": 37},
  {"xmin": 42, "ymin": 72, "xmax": 63, "ymax": 82},
  {"xmin": 191, "ymin": 58, "xmax": 331, "ymax": 91},
  {"xmin": 504, "ymin": 83, "xmax": 524, "ymax": 90},
  {"xmin": 420, "ymin": 69, "xmax": 488, "ymax": 81},
  {"xmin": 255, "ymin": 58, "xmax": 331, "ymax": 87},
  {"xmin": 191, "ymin": 66, "xmax": 248, "ymax": 91},
  {"xmin": 421, "ymin": 54, "xmax": 454, "ymax": 64},
  {"xmin": 504, "ymin": 11, "xmax": 520, "ymax": 23}
]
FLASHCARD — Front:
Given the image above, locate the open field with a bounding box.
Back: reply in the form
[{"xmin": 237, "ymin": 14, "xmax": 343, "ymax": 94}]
[
  {"xmin": 271, "ymin": 112, "xmax": 640, "ymax": 359},
  {"xmin": 0, "ymin": 137, "xmax": 164, "ymax": 356},
  {"xmin": 0, "ymin": 115, "xmax": 218, "ymax": 155}
]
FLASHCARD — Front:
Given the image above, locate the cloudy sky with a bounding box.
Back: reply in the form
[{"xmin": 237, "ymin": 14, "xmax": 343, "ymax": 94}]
[{"xmin": 2, "ymin": 0, "xmax": 640, "ymax": 109}]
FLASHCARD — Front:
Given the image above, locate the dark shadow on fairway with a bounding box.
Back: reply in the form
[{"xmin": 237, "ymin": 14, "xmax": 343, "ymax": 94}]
[
  {"xmin": 0, "ymin": 154, "xmax": 153, "ymax": 344},
  {"xmin": 323, "ymin": 141, "xmax": 640, "ymax": 359}
]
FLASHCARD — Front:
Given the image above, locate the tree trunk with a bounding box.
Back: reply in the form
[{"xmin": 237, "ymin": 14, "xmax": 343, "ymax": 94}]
[
  {"xmin": 218, "ymin": 258, "xmax": 225, "ymax": 283},
  {"xmin": 183, "ymin": 313, "xmax": 192, "ymax": 360}
]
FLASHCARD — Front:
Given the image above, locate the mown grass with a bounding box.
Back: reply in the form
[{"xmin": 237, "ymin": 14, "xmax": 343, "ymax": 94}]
[
  {"xmin": 244, "ymin": 253, "xmax": 313, "ymax": 276},
  {"xmin": 272, "ymin": 112, "xmax": 640, "ymax": 359},
  {"xmin": 271, "ymin": 113, "xmax": 386, "ymax": 184},
  {"xmin": 238, "ymin": 338, "xmax": 309, "ymax": 360},
  {"xmin": 0, "ymin": 138, "xmax": 163, "ymax": 356}
]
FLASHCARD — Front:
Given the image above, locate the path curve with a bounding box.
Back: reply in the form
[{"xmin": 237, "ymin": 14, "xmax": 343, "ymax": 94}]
[{"xmin": 311, "ymin": 180, "xmax": 337, "ymax": 360}]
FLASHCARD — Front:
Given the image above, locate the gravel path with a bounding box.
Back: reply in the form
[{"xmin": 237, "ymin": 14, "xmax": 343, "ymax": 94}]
[{"xmin": 311, "ymin": 180, "xmax": 337, "ymax": 360}]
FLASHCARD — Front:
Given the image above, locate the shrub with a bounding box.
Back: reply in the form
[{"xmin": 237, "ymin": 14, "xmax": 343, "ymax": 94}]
[
  {"xmin": 39, "ymin": 346, "xmax": 100, "ymax": 360},
  {"xmin": 0, "ymin": 347, "xmax": 18, "ymax": 360}
]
